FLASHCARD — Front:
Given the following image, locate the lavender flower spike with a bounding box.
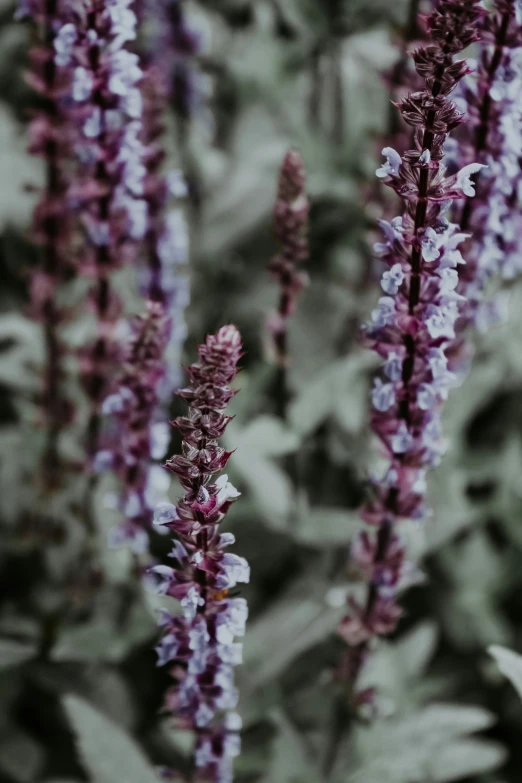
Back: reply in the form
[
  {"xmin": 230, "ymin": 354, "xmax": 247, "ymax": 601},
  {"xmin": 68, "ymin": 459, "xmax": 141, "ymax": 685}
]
[
  {"xmin": 267, "ymin": 149, "xmax": 310, "ymax": 371},
  {"xmin": 455, "ymin": 0, "xmax": 522, "ymax": 317},
  {"xmin": 96, "ymin": 302, "xmax": 171, "ymax": 553},
  {"xmin": 147, "ymin": 325, "xmax": 248, "ymax": 783},
  {"xmin": 19, "ymin": 0, "xmax": 74, "ymax": 487},
  {"xmin": 338, "ymin": 0, "xmax": 486, "ymax": 709},
  {"xmin": 57, "ymin": 0, "xmax": 148, "ymax": 466}
]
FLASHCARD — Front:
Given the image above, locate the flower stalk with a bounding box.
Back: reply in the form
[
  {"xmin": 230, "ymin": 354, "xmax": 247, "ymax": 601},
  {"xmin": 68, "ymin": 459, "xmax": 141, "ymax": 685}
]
[
  {"xmin": 95, "ymin": 301, "xmax": 171, "ymax": 553},
  {"xmin": 147, "ymin": 325, "xmax": 248, "ymax": 783},
  {"xmin": 53, "ymin": 0, "xmax": 148, "ymax": 484},
  {"xmin": 19, "ymin": 0, "xmax": 74, "ymax": 488},
  {"xmin": 267, "ymin": 149, "xmax": 310, "ymax": 418},
  {"xmin": 454, "ymin": 0, "xmax": 522, "ymax": 317},
  {"xmin": 139, "ymin": 65, "xmax": 190, "ymax": 391},
  {"xmin": 338, "ymin": 0, "xmax": 487, "ymax": 708}
]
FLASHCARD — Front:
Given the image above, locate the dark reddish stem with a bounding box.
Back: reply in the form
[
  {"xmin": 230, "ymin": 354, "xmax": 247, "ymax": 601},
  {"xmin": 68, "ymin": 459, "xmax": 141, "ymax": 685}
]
[{"xmin": 40, "ymin": 0, "xmax": 67, "ymax": 489}]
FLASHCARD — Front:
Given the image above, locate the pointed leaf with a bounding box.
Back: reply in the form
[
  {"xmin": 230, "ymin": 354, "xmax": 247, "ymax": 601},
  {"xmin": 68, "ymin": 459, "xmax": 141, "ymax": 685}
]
[{"xmin": 63, "ymin": 695, "xmax": 158, "ymax": 783}]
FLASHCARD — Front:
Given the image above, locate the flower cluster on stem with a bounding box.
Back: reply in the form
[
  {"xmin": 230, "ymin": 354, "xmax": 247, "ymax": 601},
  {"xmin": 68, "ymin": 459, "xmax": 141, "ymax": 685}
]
[
  {"xmin": 95, "ymin": 302, "xmax": 171, "ymax": 553},
  {"xmin": 139, "ymin": 65, "xmax": 190, "ymax": 391},
  {"xmin": 453, "ymin": 0, "xmax": 522, "ymax": 322},
  {"xmin": 338, "ymin": 0, "xmax": 487, "ymax": 708},
  {"xmin": 53, "ymin": 0, "xmax": 148, "ymax": 468},
  {"xmin": 267, "ymin": 150, "xmax": 309, "ymax": 416},
  {"xmin": 143, "ymin": 0, "xmax": 206, "ymax": 121},
  {"xmin": 147, "ymin": 325, "xmax": 248, "ymax": 783},
  {"xmin": 19, "ymin": 0, "xmax": 74, "ymax": 488}
]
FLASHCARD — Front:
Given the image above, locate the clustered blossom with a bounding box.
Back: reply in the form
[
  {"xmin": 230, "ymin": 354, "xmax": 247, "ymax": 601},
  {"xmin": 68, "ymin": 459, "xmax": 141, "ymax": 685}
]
[
  {"xmin": 95, "ymin": 302, "xmax": 171, "ymax": 553},
  {"xmin": 143, "ymin": 0, "xmax": 207, "ymax": 120},
  {"xmin": 146, "ymin": 325, "xmax": 248, "ymax": 783},
  {"xmin": 453, "ymin": 0, "xmax": 522, "ymax": 325},
  {"xmin": 381, "ymin": 0, "xmax": 425, "ymax": 156},
  {"xmin": 338, "ymin": 0, "xmax": 487, "ymax": 705},
  {"xmin": 139, "ymin": 65, "xmax": 190, "ymax": 392},
  {"xmin": 54, "ymin": 0, "xmax": 149, "ymax": 462},
  {"xmin": 19, "ymin": 0, "xmax": 75, "ymax": 486},
  {"xmin": 267, "ymin": 149, "xmax": 310, "ymax": 369}
]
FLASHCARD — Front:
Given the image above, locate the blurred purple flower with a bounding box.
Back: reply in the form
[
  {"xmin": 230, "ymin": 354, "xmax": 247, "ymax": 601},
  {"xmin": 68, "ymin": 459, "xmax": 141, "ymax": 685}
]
[
  {"xmin": 19, "ymin": 0, "xmax": 75, "ymax": 486},
  {"xmin": 96, "ymin": 302, "xmax": 171, "ymax": 552},
  {"xmin": 54, "ymin": 0, "xmax": 148, "ymax": 463},
  {"xmin": 453, "ymin": 0, "xmax": 522, "ymax": 321},
  {"xmin": 267, "ymin": 149, "xmax": 310, "ymax": 375}
]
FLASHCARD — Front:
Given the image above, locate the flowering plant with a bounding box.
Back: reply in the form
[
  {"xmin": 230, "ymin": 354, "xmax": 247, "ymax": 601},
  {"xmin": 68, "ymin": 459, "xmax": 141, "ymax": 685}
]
[
  {"xmin": 148, "ymin": 325, "xmax": 249, "ymax": 783},
  {"xmin": 339, "ymin": 0, "xmax": 488, "ymax": 703}
]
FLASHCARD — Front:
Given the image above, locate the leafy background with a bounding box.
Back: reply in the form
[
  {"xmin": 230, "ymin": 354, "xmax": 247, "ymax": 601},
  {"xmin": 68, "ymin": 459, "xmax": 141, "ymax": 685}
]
[{"xmin": 1, "ymin": 0, "xmax": 522, "ymax": 781}]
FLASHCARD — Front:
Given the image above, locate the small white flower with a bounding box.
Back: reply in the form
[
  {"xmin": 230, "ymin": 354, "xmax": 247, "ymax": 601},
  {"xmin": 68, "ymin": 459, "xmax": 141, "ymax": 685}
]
[
  {"xmin": 93, "ymin": 450, "xmax": 113, "ymax": 474},
  {"xmin": 225, "ymin": 712, "xmax": 243, "ymax": 732},
  {"xmin": 412, "ymin": 470, "xmax": 427, "ymax": 494},
  {"xmin": 438, "ymin": 267, "xmax": 459, "ymax": 294},
  {"xmin": 221, "ymin": 553, "xmax": 250, "ymax": 588},
  {"xmin": 84, "ymin": 108, "xmax": 101, "ymax": 139},
  {"xmin": 455, "ymin": 162, "xmax": 487, "ymax": 197},
  {"xmin": 381, "ymin": 263, "xmax": 405, "ymax": 295},
  {"xmin": 150, "ymin": 422, "xmax": 170, "ymax": 460},
  {"xmin": 391, "ymin": 422, "xmax": 413, "ymax": 454},
  {"xmin": 371, "ymin": 296, "xmax": 395, "ymax": 328},
  {"xmin": 219, "ymin": 532, "xmax": 236, "ymax": 548},
  {"xmin": 54, "ymin": 23, "xmax": 77, "ymax": 66},
  {"xmin": 153, "ymin": 502, "xmax": 179, "ymax": 526},
  {"xmin": 421, "ymin": 227, "xmax": 442, "ymax": 262},
  {"xmin": 417, "ymin": 383, "xmax": 437, "ymax": 410},
  {"xmin": 146, "ymin": 565, "xmax": 174, "ymax": 595},
  {"xmin": 371, "ymin": 378, "xmax": 396, "ymax": 412},
  {"xmin": 72, "ymin": 66, "xmax": 93, "ymax": 102},
  {"xmin": 376, "ymin": 147, "xmax": 402, "ymax": 178},
  {"xmin": 167, "ymin": 170, "xmax": 188, "ymax": 198},
  {"xmin": 428, "ymin": 347, "xmax": 448, "ymax": 379},
  {"xmin": 384, "ymin": 351, "xmax": 403, "ymax": 381},
  {"xmin": 195, "ymin": 703, "xmax": 214, "ymax": 728},
  {"xmin": 215, "ymin": 474, "xmax": 241, "ymax": 506},
  {"xmin": 419, "ymin": 149, "xmax": 431, "ymax": 165},
  {"xmin": 425, "ymin": 304, "xmax": 458, "ymax": 339},
  {"xmin": 158, "ymin": 209, "xmax": 189, "ymax": 266}
]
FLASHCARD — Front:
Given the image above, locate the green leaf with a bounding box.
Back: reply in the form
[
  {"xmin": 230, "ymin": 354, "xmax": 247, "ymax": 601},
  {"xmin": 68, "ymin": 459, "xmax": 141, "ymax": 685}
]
[
  {"xmin": 243, "ymin": 577, "xmax": 342, "ymax": 688},
  {"xmin": 430, "ymin": 738, "xmax": 506, "ymax": 782},
  {"xmin": 489, "ymin": 645, "xmax": 522, "ymax": 700},
  {"xmin": 347, "ymin": 704, "xmax": 503, "ymax": 783},
  {"xmin": 0, "ymin": 638, "xmax": 35, "ymax": 670},
  {"xmin": 63, "ymin": 695, "xmax": 158, "ymax": 783},
  {"xmin": 236, "ymin": 415, "xmax": 300, "ymax": 457},
  {"xmin": 295, "ymin": 506, "xmax": 362, "ymax": 546},
  {"xmin": 288, "ymin": 354, "xmax": 375, "ymax": 438},
  {"xmin": 261, "ymin": 709, "xmax": 319, "ymax": 783}
]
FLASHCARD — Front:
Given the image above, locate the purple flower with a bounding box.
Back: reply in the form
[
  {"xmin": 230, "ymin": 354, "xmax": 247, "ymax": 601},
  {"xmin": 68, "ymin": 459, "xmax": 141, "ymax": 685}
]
[
  {"xmin": 376, "ymin": 147, "xmax": 402, "ymax": 178},
  {"xmin": 19, "ymin": 0, "xmax": 76, "ymax": 487},
  {"xmin": 143, "ymin": 0, "xmax": 207, "ymax": 119},
  {"xmin": 452, "ymin": 0, "xmax": 522, "ymax": 323},
  {"xmin": 267, "ymin": 149, "xmax": 310, "ymax": 374},
  {"xmin": 135, "ymin": 66, "xmax": 190, "ymax": 394},
  {"xmin": 145, "ymin": 325, "xmax": 248, "ymax": 783},
  {"xmin": 54, "ymin": 0, "xmax": 149, "ymax": 465},
  {"xmin": 97, "ymin": 303, "xmax": 171, "ymax": 552},
  {"xmin": 340, "ymin": 0, "xmax": 487, "ymax": 708}
]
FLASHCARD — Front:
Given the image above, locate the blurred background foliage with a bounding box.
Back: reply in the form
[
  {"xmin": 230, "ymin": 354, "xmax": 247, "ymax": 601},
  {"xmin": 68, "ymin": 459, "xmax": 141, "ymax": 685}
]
[{"xmin": 1, "ymin": 0, "xmax": 522, "ymax": 781}]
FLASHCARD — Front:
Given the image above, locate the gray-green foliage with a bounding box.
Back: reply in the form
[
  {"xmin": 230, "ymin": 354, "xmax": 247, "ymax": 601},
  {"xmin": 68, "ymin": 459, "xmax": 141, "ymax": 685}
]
[
  {"xmin": 1, "ymin": 0, "xmax": 522, "ymax": 781},
  {"xmin": 63, "ymin": 696, "xmax": 158, "ymax": 783}
]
